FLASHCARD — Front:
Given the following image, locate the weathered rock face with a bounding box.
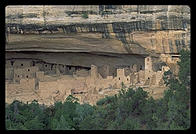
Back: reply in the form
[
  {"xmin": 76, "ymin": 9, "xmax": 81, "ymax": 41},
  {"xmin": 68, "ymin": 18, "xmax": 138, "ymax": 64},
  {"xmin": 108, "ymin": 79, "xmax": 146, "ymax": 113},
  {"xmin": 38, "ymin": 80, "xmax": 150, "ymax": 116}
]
[
  {"xmin": 5, "ymin": 5, "xmax": 190, "ymax": 105},
  {"xmin": 6, "ymin": 5, "xmax": 190, "ymax": 56}
]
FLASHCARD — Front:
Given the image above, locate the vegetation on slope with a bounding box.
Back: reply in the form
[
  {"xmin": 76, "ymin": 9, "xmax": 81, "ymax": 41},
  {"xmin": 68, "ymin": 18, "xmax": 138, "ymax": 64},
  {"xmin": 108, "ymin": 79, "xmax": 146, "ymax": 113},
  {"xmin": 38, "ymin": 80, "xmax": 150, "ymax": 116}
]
[{"xmin": 5, "ymin": 50, "xmax": 190, "ymax": 130}]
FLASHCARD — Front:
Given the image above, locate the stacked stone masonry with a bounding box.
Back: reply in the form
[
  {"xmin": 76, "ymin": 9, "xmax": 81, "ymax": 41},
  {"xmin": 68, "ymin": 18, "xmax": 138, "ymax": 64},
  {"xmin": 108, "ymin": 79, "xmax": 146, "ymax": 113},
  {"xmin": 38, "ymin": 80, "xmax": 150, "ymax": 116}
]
[{"xmin": 6, "ymin": 56, "xmax": 171, "ymax": 105}]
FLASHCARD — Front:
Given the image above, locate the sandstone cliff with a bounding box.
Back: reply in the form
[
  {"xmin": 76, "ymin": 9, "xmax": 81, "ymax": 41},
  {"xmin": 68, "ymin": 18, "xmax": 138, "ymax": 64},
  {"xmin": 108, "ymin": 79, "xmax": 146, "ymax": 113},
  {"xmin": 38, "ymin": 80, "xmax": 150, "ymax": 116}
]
[{"xmin": 5, "ymin": 5, "xmax": 190, "ymax": 56}]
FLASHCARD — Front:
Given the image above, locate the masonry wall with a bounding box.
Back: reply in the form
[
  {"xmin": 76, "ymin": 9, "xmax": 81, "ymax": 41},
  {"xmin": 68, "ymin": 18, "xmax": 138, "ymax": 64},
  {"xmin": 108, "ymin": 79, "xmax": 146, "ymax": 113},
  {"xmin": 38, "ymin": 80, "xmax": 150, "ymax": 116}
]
[
  {"xmin": 42, "ymin": 63, "xmax": 56, "ymax": 74},
  {"xmin": 6, "ymin": 54, "xmax": 168, "ymax": 105},
  {"xmin": 13, "ymin": 59, "xmax": 33, "ymax": 68},
  {"xmin": 20, "ymin": 78, "xmax": 35, "ymax": 90},
  {"xmin": 130, "ymin": 72, "xmax": 139, "ymax": 85},
  {"xmin": 94, "ymin": 78, "xmax": 115, "ymax": 91},
  {"xmin": 116, "ymin": 68, "xmax": 131, "ymax": 88},
  {"xmin": 14, "ymin": 66, "xmax": 39, "ymax": 82},
  {"xmin": 6, "ymin": 52, "xmax": 145, "ymax": 72},
  {"xmin": 150, "ymin": 73, "xmax": 156, "ymax": 85},
  {"xmin": 145, "ymin": 57, "xmax": 153, "ymax": 81},
  {"xmin": 35, "ymin": 62, "xmax": 44, "ymax": 71},
  {"xmin": 36, "ymin": 62, "xmax": 69, "ymax": 75},
  {"xmin": 38, "ymin": 76, "xmax": 86, "ymax": 100},
  {"xmin": 6, "ymin": 78, "xmax": 35, "ymax": 91},
  {"xmin": 138, "ymin": 70, "xmax": 145, "ymax": 84},
  {"xmin": 145, "ymin": 56, "xmax": 153, "ymax": 71}
]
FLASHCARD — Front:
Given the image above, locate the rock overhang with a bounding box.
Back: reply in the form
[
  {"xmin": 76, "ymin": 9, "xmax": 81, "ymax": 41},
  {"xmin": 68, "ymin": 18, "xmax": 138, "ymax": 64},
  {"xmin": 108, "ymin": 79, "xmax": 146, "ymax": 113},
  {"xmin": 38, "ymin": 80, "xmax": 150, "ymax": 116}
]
[{"xmin": 5, "ymin": 5, "xmax": 190, "ymax": 57}]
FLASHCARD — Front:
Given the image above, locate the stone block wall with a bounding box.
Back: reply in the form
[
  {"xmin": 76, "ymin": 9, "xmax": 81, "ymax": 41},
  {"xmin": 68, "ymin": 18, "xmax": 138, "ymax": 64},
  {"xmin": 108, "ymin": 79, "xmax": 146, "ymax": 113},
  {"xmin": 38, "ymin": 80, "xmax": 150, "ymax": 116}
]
[
  {"xmin": 13, "ymin": 59, "xmax": 33, "ymax": 68},
  {"xmin": 38, "ymin": 77, "xmax": 86, "ymax": 100},
  {"xmin": 42, "ymin": 63, "xmax": 55, "ymax": 74},
  {"xmin": 116, "ymin": 68, "xmax": 131, "ymax": 88},
  {"xmin": 138, "ymin": 70, "xmax": 145, "ymax": 84},
  {"xmin": 150, "ymin": 73, "xmax": 156, "ymax": 85},
  {"xmin": 145, "ymin": 56, "xmax": 153, "ymax": 71},
  {"xmin": 5, "ymin": 55, "xmax": 172, "ymax": 105},
  {"xmin": 6, "ymin": 78, "xmax": 35, "ymax": 92},
  {"xmin": 14, "ymin": 66, "xmax": 39, "ymax": 82},
  {"xmin": 20, "ymin": 78, "xmax": 35, "ymax": 90},
  {"xmin": 38, "ymin": 81, "xmax": 58, "ymax": 99}
]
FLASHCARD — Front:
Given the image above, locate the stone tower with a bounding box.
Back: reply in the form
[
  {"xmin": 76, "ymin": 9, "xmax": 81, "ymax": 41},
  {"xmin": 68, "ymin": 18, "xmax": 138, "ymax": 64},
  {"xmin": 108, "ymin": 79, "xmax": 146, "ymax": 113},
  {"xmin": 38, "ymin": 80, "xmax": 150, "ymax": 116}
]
[
  {"xmin": 145, "ymin": 56, "xmax": 153, "ymax": 71},
  {"xmin": 145, "ymin": 56, "xmax": 153, "ymax": 80}
]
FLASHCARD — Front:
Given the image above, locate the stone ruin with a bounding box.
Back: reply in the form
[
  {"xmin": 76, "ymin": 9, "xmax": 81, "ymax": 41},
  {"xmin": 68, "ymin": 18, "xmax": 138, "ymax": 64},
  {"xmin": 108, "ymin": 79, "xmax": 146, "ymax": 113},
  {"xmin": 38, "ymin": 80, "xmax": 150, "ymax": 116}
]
[
  {"xmin": 5, "ymin": 5, "xmax": 189, "ymax": 105},
  {"xmin": 5, "ymin": 55, "xmax": 171, "ymax": 105}
]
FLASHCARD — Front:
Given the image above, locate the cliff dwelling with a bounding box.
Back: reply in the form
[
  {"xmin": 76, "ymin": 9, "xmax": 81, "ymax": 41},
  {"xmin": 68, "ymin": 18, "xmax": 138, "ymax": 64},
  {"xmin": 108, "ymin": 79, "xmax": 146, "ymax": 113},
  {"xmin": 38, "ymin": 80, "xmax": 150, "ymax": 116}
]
[
  {"xmin": 5, "ymin": 51, "xmax": 170, "ymax": 105},
  {"xmin": 5, "ymin": 5, "xmax": 190, "ymax": 105}
]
